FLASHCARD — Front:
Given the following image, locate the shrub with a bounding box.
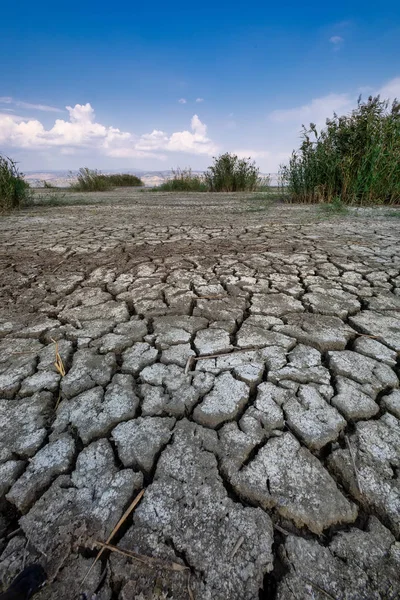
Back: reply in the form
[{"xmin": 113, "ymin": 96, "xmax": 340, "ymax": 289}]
[
  {"xmin": 73, "ymin": 168, "xmax": 143, "ymax": 191},
  {"xmin": 279, "ymin": 95, "xmax": 400, "ymax": 205},
  {"xmin": 204, "ymin": 153, "xmax": 260, "ymax": 192},
  {"xmin": 158, "ymin": 168, "xmax": 208, "ymax": 191},
  {"xmin": 104, "ymin": 173, "xmax": 143, "ymax": 187},
  {"xmin": 0, "ymin": 154, "xmax": 30, "ymax": 211}
]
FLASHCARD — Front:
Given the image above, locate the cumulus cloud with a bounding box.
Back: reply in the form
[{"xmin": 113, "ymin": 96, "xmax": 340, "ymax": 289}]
[
  {"xmin": 0, "ymin": 103, "xmax": 218, "ymax": 160},
  {"xmin": 178, "ymin": 98, "xmax": 187, "ymax": 104},
  {"xmin": 195, "ymin": 98, "xmax": 204, "ymax": 103},
  {"xmin": 329, "ymin": 36, "xmax": 343, "ymax": 44}
]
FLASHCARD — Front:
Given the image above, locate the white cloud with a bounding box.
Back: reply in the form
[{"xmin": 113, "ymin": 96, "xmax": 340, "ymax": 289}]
[
  {"xmin": 0, "ymin": 103, "xmax": 218, "ymax": 160},
  {"xmin": 195, "ymin": 98, "xmax": 204, "ymax": 103},
  {"xmin": 329, "ymin": 36, "xmax": 344, "ymax": 44},
  {"xmin": 234, "ymin": 149, "xmax": 271, "ymax": 160},
  {"xmin": 0, "ymin": 96, "xmax": 63, "ymax": 113},
  {"xmin": 178, "ymin": 98, "xmax": 187, "ymax": 104},
  {"xmin": 15, "ymin": 101, "xmax": 64, "ymax": 113},
  {"xmin": 378, "ymin": 77, "xmax": 400, "ymax": 102},
  {"xmin": 269, "ymin": 76, "xmax": 400, "ymax": 132},
  {"xmin": 270, "ymin": 93, "xmax": 352, "ymax": 128}
]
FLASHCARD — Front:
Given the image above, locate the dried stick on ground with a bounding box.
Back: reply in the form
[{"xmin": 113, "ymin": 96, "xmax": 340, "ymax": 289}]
[
  {"xmin": 345, "ymin": 435, "xmax": 363, "ymax": 495},
  {"xmin": 94, "ymin": 541, "xmax": 188, "ymax": 572},
  {"xmin": 81, "ymin": 489, "xmax": 145, "ymax": 584}
]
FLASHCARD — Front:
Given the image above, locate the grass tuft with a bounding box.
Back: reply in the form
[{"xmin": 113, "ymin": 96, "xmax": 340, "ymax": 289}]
[
  {"xmin": 158, "ymin": 168, "xmax": 208, "ymax": 191},
  {"xmin": 0, "ymin": 154, "xmax": 31, "ymax": 212},
  {"xmin": 72, "ymin": 168, "xmax": 143, "ymax": 191}
]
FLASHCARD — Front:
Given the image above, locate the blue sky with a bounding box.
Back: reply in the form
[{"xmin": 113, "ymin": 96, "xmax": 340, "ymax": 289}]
[{"xmin": 1, "ymin": 0, "xmax": 399, "ymax": 172}]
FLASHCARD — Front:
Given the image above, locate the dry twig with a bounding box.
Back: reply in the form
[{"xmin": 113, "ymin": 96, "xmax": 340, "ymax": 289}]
[
  {"xmin": 51, "ymin": 338, "xmax": 66, "ymax": 409},
  {"xmin": 187, "ymin": 573, "xmax": 195, "ymax": 600},
  {"xmin": 81, "ymin": 489, "xmax": 145, "ymax": 584},
  {"xmin": 230, "ymin": 536, "xmax": 244, "ymax": 559},
  {"xmin": 94, "ymin": 542, "xmax": 188, "ymax": 573},
  {"xmin": 345, "ymin": 435, "xmax": 363, "ymax": 495}
]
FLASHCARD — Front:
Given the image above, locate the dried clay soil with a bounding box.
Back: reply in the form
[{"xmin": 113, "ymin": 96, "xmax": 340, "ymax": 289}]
[{"xmin": 0, "ymin": 190, "xmax": 399, "ymax": 599}]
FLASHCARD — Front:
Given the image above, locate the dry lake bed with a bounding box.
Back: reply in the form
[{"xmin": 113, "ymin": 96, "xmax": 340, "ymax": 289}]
[{"xmin": 0, "ymin": 189, "xmax": 399, "ymax": 599}]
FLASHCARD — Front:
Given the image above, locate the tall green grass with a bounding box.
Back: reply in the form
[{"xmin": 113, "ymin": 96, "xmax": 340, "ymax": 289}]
[
  {"xmin": 158, "ymin": 168, "xmax": 208, "ymax": 191},
  {"xmin": 205, "ymin": 153, "xmax": 260, "ymax": 192},
  {"xmin": 72, "ymin": 168, "xmax": 143, "ymax": 191},
  {"xmin": 0, "ymin": 154, "xmax": 30, "ymax": 211},
  {"xmin": 280, "ymin": 96, "xmax": 400, "ymax": 205}
]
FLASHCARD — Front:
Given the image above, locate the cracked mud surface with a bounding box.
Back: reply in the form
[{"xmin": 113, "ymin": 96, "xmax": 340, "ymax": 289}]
[{"xmin": 0, "ymin": 190, "xmax": 399, "ymax": 599}]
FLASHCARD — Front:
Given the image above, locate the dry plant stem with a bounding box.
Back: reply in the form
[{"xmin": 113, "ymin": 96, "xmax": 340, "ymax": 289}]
[
  {"xmin": 302, "ymin": 577, "xmax": 336, "ymax": 600},
  {"xmin": 194, "ymin": 347, "xmax": 261, "ymax": 361},
  {"xmin": 187, "ymin": 573, "xmax": 195, "ymax": 600},
  {"xmin": 345, "ymin": 435, "xmax": 363, "ymax": 495},
  {"xmin": 81, "ymin": 489, "xmax": 145, "ymax": 584},
  {"xmin": 230, "ymin": 536, "xmax": 245, "ymax": 559},
  {"xmin": 94, "ymin": 541, "xmax": 188, "ymax": 573},
  {"xmin": 273, "ymin": 524, "xmax": 290, "ymax": 536}
]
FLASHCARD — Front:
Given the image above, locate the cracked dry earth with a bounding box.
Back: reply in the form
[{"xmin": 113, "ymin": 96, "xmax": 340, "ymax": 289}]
[{"xmin": 0, "ymin": 191, "xmax": 400, "ymax": 600}]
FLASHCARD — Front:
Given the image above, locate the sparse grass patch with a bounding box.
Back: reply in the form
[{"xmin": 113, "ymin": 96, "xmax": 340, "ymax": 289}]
[
  {"xmin": 318, "ymin": 196, "xmax": 349, "ymax": 216},
  {"xmin": 158, "ymin": 168, "xmax": 208, "ymax": 192},
  {"xmin": 0, "ymin": 154, "xmax": 31, "ymax": 212},
  {"xmin": 385, "ymin": 209, "xmax": 400, "ymax": 218},
  {"xmin": 72, "ymin": 168, "xmax": 143, "ymax": 191}
]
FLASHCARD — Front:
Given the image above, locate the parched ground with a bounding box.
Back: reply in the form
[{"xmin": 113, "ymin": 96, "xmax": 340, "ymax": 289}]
[{"xmin": 0, "ymin": 190, "xmax": 399, "ymax": 600}]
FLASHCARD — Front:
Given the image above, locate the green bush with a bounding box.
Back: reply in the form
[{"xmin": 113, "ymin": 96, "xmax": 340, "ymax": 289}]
[
  {"xmin": 73, "ymin": 168, "xmax": 143, "ymax": 191},
  {"xmin": 0, "ymin": 154, "xmax": 30, "ymax": 211},
  {"xmin": 280, "ymin": 95, "xmax": 400, "ymax": 205},
  {"xmin": 104, "ymin": 173, "xmax": 143, "ymax": 187},
  {"xmin": 158, "ymin": 168, "xmax": 208, "ymax": 191},
  {"xmin": 204, "ymin": 153, "xmax": 260, "ymax": 192}
]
